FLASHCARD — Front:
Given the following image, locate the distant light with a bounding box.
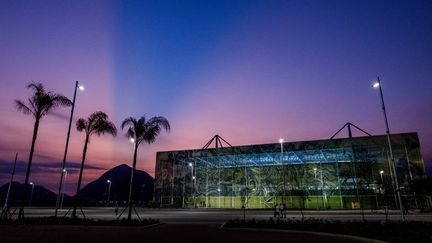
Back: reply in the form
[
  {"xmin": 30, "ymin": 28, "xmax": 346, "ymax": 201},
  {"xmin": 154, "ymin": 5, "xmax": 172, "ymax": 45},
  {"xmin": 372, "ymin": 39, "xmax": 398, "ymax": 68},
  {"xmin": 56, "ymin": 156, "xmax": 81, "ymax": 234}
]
[
  {"xmin": 380, "ymin": 170, "xmax": 384, "ymax": 174},
  {"xmin": 30, "ymin": 182, "xmax": 34, "ymax": 185},
  {"xmin": 130, "ymin": 138, "xmax": 135, "ymax": 143},
  {"xmin": 188, "ymin": 162, "xmax": 193, "ymax": 167},
  {"xmin": 279, "ymin": 138, "xmax": 284, "ymax": 144},
  {"xmin": 372, "ymin": 82, "xmax": 380, "ymax": 88},
  {"xmin": 217, "ymin": 188, "xmax": 221, "ymax": 192},
  {"xmin": 192, "ymin": 176, "xmax": 196, "ymax": 180},
  {"xmin": 78, "ymin": 85, "xmax": 85, "ymax": 91},
  {"xmin": 107, "ymin": 179, "xmax": 111, "ymax": 183},
  {"xmin": 62, "ymin": 169, "xmax": 67, "ymax": 173},
  {"xmin": 252, "ymin": 188, "xmax": 256, "ymax": 191},
  {"xmin": 314, "ymin": 167, "xmax": 317, "ymax": 171}
]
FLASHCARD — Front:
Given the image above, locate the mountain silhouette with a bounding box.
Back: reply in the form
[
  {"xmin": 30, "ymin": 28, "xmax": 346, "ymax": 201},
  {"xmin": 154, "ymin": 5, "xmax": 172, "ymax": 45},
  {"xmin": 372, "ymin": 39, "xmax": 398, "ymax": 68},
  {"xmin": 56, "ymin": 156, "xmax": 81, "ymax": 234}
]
[
  {"xmin": 0, "ymin": 182, "xmax": 57, "ymax": 206},
  {"xmin": 78, "ymin": 164, "xmax": 154, "ymax": 206}
]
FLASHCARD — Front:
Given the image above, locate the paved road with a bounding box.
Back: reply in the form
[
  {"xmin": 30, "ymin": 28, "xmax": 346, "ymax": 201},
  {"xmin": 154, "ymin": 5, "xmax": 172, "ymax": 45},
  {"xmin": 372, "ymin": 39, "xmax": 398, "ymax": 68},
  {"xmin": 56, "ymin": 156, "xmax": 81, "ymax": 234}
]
[
  {"xmin": 0, "ymin": 224, "xmax": 374, "ymax": 243},
  {"xmin": 4, "ymin": 208, "xmax": 430, "ymax": 242},
  {"xmin": 11, "ymin": 207, "xmax": 432, "ymax": 223}
]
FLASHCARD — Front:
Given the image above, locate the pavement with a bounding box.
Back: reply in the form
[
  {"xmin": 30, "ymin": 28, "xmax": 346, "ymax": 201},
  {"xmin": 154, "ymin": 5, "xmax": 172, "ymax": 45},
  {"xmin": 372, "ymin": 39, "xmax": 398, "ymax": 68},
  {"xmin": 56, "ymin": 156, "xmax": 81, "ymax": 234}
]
[
  {"xmin": 11, "ymin": 207, "xmax": 432, "ymax": 223},
  {"xmin": 1, "ymin": 207, "xmax": 431, "ymax": 242},
  {"xmin": 0, "ymin": 223, "xmax": 378, "ymax": 243}
]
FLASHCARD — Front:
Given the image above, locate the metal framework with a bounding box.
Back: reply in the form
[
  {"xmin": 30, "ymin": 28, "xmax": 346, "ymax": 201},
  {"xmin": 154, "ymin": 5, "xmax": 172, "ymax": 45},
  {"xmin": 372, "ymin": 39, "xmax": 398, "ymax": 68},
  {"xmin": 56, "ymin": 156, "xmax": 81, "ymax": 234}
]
[{"xmin": 155, "ymin": 133, "xmax": 425, "ymax": 210}]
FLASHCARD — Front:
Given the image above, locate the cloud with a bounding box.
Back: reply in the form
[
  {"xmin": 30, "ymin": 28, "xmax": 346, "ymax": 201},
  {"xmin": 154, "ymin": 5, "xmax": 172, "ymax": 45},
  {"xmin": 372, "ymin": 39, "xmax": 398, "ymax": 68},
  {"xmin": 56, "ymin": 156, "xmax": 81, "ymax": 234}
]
[{"xmin": 0, "ymin": 160, "xmax": 105, "ymax": 176}]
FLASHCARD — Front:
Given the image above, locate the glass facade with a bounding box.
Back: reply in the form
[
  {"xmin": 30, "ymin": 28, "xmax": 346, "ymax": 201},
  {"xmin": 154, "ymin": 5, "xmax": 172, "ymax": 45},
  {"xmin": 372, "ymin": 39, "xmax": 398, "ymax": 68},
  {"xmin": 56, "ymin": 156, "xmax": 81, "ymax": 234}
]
[{"xmin": 154, "ymin": 133, "xmax": 425, "ymax": 210}]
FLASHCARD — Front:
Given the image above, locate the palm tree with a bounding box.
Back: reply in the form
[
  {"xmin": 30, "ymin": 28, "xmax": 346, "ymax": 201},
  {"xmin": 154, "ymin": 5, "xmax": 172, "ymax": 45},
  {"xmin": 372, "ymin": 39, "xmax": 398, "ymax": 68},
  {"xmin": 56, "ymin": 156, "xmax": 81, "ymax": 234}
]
[
  {"xmin": 15, "ymin": 82, "xmax": 72, "ymax": 219},
  {"xmin": 121, "ymin": 116, "xmax": 170, "ymax": 220},
  {"xmin": 72, "ymin": 111, "xmax": 117, "ymax": 218}
]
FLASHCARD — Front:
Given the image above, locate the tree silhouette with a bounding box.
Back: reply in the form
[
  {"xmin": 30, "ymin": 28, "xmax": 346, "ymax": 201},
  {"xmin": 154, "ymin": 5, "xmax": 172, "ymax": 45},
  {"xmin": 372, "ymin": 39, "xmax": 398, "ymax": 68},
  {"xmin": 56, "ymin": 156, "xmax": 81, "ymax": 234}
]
[
  {"xmin": 72, "ymin": 111, "xmax": 117, "ymax": 218},
  {"xmin": 15, "ymin": 82, "xmax": 72, "ymax": 219},
  {"xmin": 121, "ymin": 116, "xmax": 170, "ymax": 220}
]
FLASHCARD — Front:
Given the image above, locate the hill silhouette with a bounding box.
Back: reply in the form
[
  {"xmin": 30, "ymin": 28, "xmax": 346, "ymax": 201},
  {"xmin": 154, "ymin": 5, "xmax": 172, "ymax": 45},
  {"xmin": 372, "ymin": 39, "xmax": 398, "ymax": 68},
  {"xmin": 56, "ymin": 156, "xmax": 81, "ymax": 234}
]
[
  {"xmin": 0, "ymin": 182, "xmax": 57, "ymax": 206},
  {"xmin": 78, "ymin": 164, "xmax": 154, "ymax": 206}
]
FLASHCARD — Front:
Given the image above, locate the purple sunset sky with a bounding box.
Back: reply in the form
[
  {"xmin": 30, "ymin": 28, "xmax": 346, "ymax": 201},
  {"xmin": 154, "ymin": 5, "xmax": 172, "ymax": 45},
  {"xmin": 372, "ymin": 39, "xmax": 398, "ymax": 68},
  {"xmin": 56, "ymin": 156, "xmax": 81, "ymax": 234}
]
[{"xmin": 0, "ymin": 0, "xmax": 431, "ymax": 195}]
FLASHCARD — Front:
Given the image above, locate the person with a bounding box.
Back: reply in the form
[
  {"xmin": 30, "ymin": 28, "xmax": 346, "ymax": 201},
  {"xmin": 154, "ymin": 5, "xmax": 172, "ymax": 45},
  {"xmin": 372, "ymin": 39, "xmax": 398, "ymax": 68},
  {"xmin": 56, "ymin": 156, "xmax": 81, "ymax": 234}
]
[
  {"xmin": 114, "ymin": 202, "xmax": 119, "ymax": 216},
  {"xmin": 281, "ymin": 204, "xmax": 287, "ymax": 218},
  {"xmin": 274, "ymin": 204, "xmax": 280, "ymax": 217}
]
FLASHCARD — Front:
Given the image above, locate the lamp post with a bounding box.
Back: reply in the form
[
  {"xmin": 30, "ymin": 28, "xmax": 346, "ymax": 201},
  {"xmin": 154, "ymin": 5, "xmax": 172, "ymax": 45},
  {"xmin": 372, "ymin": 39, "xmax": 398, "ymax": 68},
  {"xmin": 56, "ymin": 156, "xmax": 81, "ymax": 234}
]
[
  {"xmin": 55, "ymin": 81, "xmax": 84, "ymax": 217},
  {"xmin": 106, "ymin": 180, "xmax": 112, "ymax": 207},
  {"xmin": 380, "ymin": 169, "xmax": 389, "ymax": 221},
  {"xmin": 60, "ymin": 169, "xmax": 68, "ymax": 209},
  {"xmin": 372, "ymin": 77, "xmax": 405, "ymax": 221},
  {"xmin": 1, "ymin": 153, "xmax": 18, "ymax": 219},
  {"xmin": 188, "ymin": 162, "xmax": 194, "ymax": 208},
  {"xmin": 29, "ymin": 182, "xmax": 35, "ymax": 207},
  {"xmin": 279, "ymin": 138, "xmax": 286, "ymax": 203},
  {"xmin": 379, "ymin": 170, "xmax": 384, "ymax": 186},
  {"xmin": 217, "ymin": 187, "xmax": 221, "ymax": 208}
]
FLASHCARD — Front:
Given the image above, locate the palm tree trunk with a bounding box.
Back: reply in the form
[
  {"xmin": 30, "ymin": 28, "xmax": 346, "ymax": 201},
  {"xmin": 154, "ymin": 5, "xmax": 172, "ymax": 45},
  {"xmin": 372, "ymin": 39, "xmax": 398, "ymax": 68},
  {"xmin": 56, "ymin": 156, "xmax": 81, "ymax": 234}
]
[
  {"xmin": 72, "ymin": 134, "xmax": 89, "ymax": 218},
  {"xmin": 127, "ymin": 143, "xmax": 138, "ymax": 220},
  {"xmin": 18, "ymin": 118, "xmax": 40, "ymax": 220}
]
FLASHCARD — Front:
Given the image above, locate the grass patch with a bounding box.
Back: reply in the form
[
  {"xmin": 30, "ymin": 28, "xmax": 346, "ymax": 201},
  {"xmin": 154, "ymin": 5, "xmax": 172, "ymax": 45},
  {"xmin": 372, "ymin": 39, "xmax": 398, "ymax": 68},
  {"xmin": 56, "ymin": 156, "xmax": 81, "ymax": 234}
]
[
  {"xmin": 0, "ymin": 217, "xmax": 159, "ymax": 227},
  {"xmin": 224, "ymin": 218, "xmax": 432, "ymax": 242}
]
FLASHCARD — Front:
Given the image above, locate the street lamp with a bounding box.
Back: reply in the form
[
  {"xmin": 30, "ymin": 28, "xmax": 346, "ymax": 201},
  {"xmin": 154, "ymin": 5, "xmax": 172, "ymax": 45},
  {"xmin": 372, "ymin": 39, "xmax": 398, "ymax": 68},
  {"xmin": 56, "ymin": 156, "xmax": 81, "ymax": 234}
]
[
  {"xmin": 106, "ymin": 179, "xmax": 112, "ymax": 207},
  {"xmin": 60, "ymin": 169, "xmax": 68, "ymax": 209},
  {"xmin": 279, "ymin": 138, "xmax": 286, "ymax": 203},
  {"xmin": 55, "ymin": 81, "xmax": 84, "ymax": 217},
  {"xmin": 372, "ymin": 77, "xmax": 405, "ymax": 221},
  {"xmin": 379, "ymin": 170, "xmax": 384, "ymax": 185},
  {"xmin": 29, "ymin": 182, "xmax": 35, "ymax": 207},
  {"xmin": 188, "ymin": 162, "xmax": 195, "ymax": 208}
]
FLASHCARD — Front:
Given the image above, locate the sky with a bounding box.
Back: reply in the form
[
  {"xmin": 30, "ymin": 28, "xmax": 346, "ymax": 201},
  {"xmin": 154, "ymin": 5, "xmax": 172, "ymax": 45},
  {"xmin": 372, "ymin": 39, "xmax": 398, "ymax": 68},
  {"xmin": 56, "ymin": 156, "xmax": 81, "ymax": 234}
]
[{"xmin": 0, "ymin": 0, "xmax": 431, "ymax": 195}]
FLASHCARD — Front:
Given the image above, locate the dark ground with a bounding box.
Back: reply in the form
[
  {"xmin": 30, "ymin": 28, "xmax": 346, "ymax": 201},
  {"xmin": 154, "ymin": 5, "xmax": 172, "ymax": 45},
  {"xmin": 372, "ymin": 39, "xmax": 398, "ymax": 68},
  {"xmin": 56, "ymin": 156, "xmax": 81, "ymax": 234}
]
[{"xmin": 0, "ymin": 224, "xmax": 371, "ymax": 243}]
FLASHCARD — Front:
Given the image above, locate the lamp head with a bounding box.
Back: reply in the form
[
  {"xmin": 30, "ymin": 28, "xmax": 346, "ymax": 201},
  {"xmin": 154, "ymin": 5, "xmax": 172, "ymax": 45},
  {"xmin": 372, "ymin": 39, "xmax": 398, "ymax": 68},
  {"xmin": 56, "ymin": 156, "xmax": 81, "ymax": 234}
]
[
  {"xmin": 78, "ymin": 85, "xmax": 85, "ymax": 91},
  {"xmin": 188, "ymin": 162, "xmax": 193, "ymax": 167},
  {"xmin": 380, "ymin": 170, "xmax": 384, "ymax": 174},
  {"xmin": 107, "ymin": 179, "xmax": 111, "ymax": 183},
  {"xmin": 372, "ymin": 82, "xmax": 380, "ymax": 88},
  {"xmin": 130, "ymin": 138, "xmax": 135, "ymax": 143},
  {"xmin": 279, "ymin": 138, "xmax": 284, "ymax": 144}
]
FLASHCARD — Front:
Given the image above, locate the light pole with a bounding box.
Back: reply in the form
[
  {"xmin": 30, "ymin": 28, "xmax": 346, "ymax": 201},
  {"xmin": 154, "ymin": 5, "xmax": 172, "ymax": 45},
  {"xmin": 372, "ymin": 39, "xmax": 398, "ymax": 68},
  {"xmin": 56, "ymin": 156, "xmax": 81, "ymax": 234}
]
[
  {"xmin": 29, "ymin": 182, "xmax": 35, "ymax": 207},
  {"xmin": 1, "ymin": 153, "xmax": 18, "ymax": 219},
  {"xmin": 373, "ymin": 77, "xmax": 405, "ymax": 221},
  {"xmin": 127, "ymin": 137, "xmax": 136, "ymax": 218},
  {"xmin": 188, "ymin": 162, "xmax": 194, "ymax": 208},
  {"xmin": 279, "ymin": 138, "xmax": 286, "ymax": 204},
  {"xmin": 379, "ymin": 170, "xmax": 384, "ymax": 186},
  {"xmin": 217, "ymin": 187, "xmax": 221, "ymax": 208},
  {"xmin": 106, "ymin": 179, "xmax": 112, "ymax": 207},
  {"xmin": 60, "ymin": 169, "xmax": 68, "ymax": 209},
  {"xmin": 55, "ymin": 81, "xmax": 84, "ymax": 217}
]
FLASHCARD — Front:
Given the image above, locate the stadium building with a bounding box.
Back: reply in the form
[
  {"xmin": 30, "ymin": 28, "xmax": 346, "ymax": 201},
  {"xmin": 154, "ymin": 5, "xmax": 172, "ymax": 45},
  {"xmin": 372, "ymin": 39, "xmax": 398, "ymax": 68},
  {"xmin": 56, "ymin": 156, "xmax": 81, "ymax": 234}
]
[{"xmin": 154, "ymin": 129, "xmax": 426, "ymax": 210}]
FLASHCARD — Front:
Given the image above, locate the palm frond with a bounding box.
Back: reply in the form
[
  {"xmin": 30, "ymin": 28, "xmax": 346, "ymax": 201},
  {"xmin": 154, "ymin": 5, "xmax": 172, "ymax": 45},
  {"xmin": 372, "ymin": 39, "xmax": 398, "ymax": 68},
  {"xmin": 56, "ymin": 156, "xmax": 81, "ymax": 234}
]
[
  {"xmin": 41, "ymin": 93, "xmax": 72, "ymax": 116},
  {"xmin": 122, "ymin": 115, "xmax": 170, "ymax": 146},
  {"xmin": 27, "ymin": 82, "xmax": 45, "ymax": 94},
  {"xmin": 121, "ymin": 117, "xmax": 137, "ymax": 130},
  {"xmin": 148, "ymin": 116, "xmax": 171, "ymax": 132},
  {"xmin": 76, "ymin": 118, "xmax": 87, "ymax": 132},
  {"xmin": 15, "ymin": 100, "xmax": 34, "ymax": 116},
  {"xmin": 78, "ymin": 111, "xmax": 117, "ymax": 138}
]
